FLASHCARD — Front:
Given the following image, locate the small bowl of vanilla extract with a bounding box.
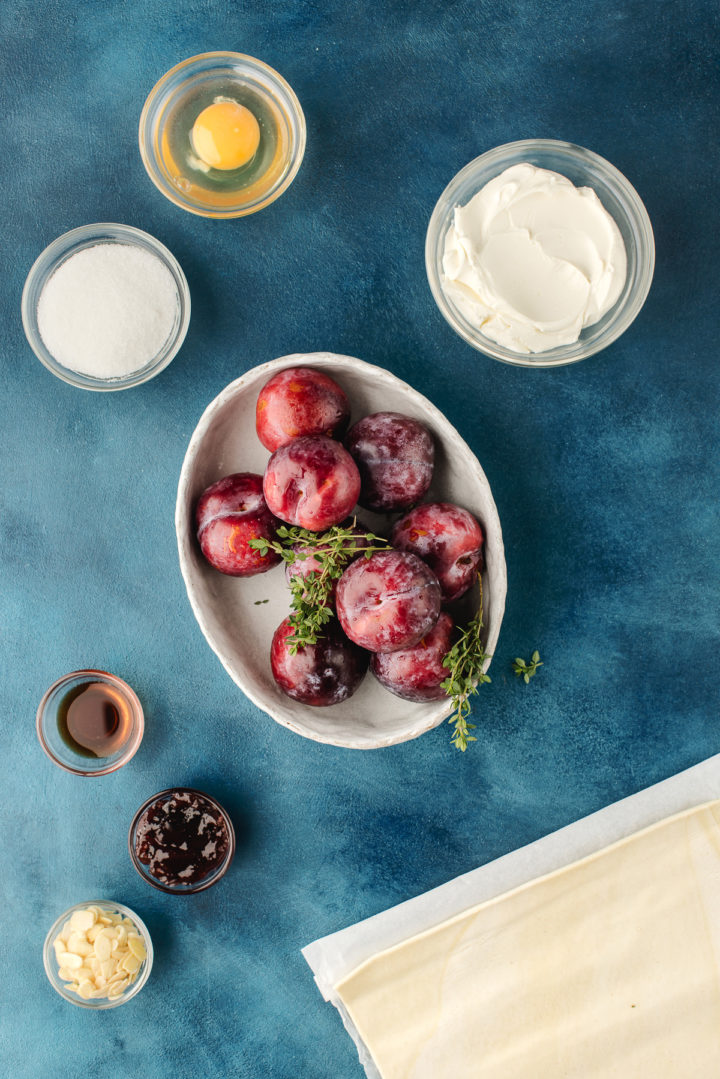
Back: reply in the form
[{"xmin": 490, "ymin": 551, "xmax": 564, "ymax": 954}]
[{"xmin": 37, "ymin": 670, "xmax": 144, "ymax": 776}]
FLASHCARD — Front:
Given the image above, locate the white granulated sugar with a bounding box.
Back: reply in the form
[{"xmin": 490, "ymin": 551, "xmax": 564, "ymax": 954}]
[{"xmin": 36, "ymin": 242, "xmax": 179, "ymax": 379}]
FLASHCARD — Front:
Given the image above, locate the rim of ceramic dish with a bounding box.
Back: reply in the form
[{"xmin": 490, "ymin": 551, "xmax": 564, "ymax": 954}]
[
  {"xmin": 43, "ymin": 899, "xmax": 153, "ymax": 1009},
  {"xmin": 128, "ymin": 787, "xmax": 236, "ymax": 894},
  {"xmin": 36, "ymin": 668, "xmax": 145, "ymax": 776},
  {"xmin": 21, "ymin": 222, "xmax": 191, "ymax": 391},
  {"xmin": 425, "ymin": 138, "xmax": 655, "ymax": 368},
  {"xmin": 138, "ymin": 51, "xmax": 306, "ymax": 218},
  {"xmin": 175, "ymin": 353, "xmax": 507, "ymax": 748}
]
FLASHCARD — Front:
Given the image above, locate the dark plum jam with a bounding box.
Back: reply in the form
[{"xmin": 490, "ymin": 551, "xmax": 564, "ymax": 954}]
[{"xmin": 132, "ymin": 789, "xmax": 232, "ymax": 890}]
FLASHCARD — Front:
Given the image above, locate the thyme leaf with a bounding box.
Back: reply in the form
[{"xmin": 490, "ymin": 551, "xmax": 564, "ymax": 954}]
[
  {"xmin": 440, "ymin": 577, "xmax": 492, "ymax": 751},
  {"xmin": 512, "ymin": 651, "xmax": 543, "ymax": 684},
  {"xmin": 249, "ymin": 520, "xmax": 391, "ymax": 654}
]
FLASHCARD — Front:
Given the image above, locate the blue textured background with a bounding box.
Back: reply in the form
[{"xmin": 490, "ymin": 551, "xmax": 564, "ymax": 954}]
[{"xmin": 2, "ymin": 2, "xmax": 719, "ymax": 1076}]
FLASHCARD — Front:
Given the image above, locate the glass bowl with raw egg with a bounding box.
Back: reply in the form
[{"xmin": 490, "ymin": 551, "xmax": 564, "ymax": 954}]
[
  {"xmin": 36, "ymin": 669, "xmax": 144, "ymax": 777},
  {"xmin": 425, "ymin": 139, "xmax": 655, "ymax": 368},
  {"xmin": 139, "ymin": 52, "xmax": 306, "ymax": 218}
]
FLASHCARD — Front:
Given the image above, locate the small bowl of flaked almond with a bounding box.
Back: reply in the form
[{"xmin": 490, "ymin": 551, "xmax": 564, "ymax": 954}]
[{"xmin": 43, "ymin": 900, "xmax": 153, "ymax": 1008}]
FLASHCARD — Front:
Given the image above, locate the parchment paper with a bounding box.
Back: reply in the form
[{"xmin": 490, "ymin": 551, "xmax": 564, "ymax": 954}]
[{"xmin": 302, "ymin": 752, "xmax": 720, "ymax": 1078}]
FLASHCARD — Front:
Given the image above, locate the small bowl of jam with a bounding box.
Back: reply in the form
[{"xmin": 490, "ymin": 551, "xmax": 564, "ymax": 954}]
[
  {"xmin": 36, "ymin": 670, "xmax": 144, "ymax": 776},
  {"xmin": 128, "ymin": 788, "xmax": 235, "ymax": 894}
]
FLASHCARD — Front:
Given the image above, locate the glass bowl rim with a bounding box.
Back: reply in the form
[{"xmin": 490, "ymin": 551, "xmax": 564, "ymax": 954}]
[
  {"xmin": 138, "ymin": 50, "xmax": 306, "ymax": 219},
  {"xmin": 425, "ymin": 138, "xmax": 655, "ymax": 368},
  {"xmin": 21, "ymin": 222, "xmax": 191, "ymax": 391},
  {"xmin": 128, "ymin": 786, "xmax": 236, "ymax": 894},
  {"xmin": 43, "ymin": 898, "xmax": 153, "ymax": 1009},
  {"xmin": 36, "ymin": 668, "xmax": 145, "ymax": 776}
]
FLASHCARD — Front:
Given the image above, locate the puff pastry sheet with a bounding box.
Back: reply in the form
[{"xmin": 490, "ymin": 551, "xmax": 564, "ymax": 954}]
[{"xmin": 336, "ymin": 802, "xmax": 720, "ymax": 1079}]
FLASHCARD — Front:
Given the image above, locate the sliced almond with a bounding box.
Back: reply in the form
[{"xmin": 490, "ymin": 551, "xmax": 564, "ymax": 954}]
[
  {"xmin": 121, "ymin": 954, "xmax": 140, "ymax": 975},
  {"xmin": 99, "ymin": 958, "xmax": 115, "ymax": 980},
  {"xmin": 57, "ymin": 951, "xmax": 83, "ymax": 969},
  {"xmin": 67, "ymin": 934, "xmax": 93, "ymax": 957},
  {"xmin": 70, "ymin": 909, "xmax": 96, "ymax": 933},
  {"xmin": 53, "ymin": 906, "xmax": 147, "ymax": 999},
  {"xmin": 128, "ymin": 936, "xmax": 147, "ymax": 961},
  {"xmin": 93, "ymin": 934, "xmax": 112, "ymax": 961}
]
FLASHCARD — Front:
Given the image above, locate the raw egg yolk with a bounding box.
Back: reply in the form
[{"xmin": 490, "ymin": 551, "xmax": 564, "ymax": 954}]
[{"xmin": 191, "ymin": 101, "xmax": 261, "ymax": 171}]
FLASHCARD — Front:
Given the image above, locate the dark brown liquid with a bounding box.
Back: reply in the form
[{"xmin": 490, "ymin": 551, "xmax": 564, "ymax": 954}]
[{"xmin": 57, "ymin": 682, "xmax": 133, "ymax": 758}]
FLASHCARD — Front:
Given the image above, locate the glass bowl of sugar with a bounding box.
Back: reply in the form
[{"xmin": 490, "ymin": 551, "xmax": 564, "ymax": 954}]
[{"xmin": 21, "ymin": 223, "xmax": 191, "ymax": 390}]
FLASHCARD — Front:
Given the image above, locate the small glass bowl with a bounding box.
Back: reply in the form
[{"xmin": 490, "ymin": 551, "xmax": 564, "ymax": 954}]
[
  {"xmin": 139, "ymin": 51, "xmax": 306, "ymax": 218},
  {"xmin": 128, "ymin": 787, "xmax": 236, "ymax": 895},
  {"xmin": 426, "ymin": 139, "xmax": 655, "ymax": 367},
  {"xmin": 43, "ymin": 900, "xmax": 153, "ymax": 1009},
  {"xmin": 21, "ymin": 223, "xmax": 191, "ymax": 390},
  {"xmin": 37, "ymin": 669, "xmax": 144, "ymax": 776}
]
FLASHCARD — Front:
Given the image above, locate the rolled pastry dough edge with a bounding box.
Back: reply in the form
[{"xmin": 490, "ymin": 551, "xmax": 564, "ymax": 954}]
[{"xmin": 335, "ymin": 800, "xmax": 720, "ymax": 1079}]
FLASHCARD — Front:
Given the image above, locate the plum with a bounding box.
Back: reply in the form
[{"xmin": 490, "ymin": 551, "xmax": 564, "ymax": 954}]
[
  {"xmin": 195, "ymin": 472, "xmax": 281, "ymax": 577},
  {"xmin": 285, "ymin": 546, "xmax": 327, "ymax": 591},
  {"xmin": 344, "ymin": 412, "xmax": 434, "ymax": 512},
  {"xmin": 270, "ymin": 618, "xmax": 368, "ymax": 706},
  {"xmin": 256, "ymin": 367, "xmax": 351, "ymax": 452},
  {"xmin": 371, "ymin": 612, "xmax": 454, "ymax": 702},
  {"xmin": 392, "ymin": 502, "xmax": 484, "ymax": 602},
  {"xmin": 264, "ymin": 435, "xmax": 361, "ymax": 531},
  {"xmin": 284, "ymin": 520, "xmax": 373, "ymax": 601},
  {"xmin": 336, "ymin": 550, "xmax": 441, "ymax": 653}
]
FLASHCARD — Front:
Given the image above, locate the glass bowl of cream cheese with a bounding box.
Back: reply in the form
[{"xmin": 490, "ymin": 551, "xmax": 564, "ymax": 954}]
[{"xmin": 425, "ymin": 139, "xmax": 654, "ymax": 367}]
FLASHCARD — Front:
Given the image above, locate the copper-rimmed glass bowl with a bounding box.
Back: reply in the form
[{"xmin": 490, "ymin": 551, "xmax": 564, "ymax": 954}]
[{"xmin": 36, "ymin": 669, "xmax": 144, "ymax": 776}]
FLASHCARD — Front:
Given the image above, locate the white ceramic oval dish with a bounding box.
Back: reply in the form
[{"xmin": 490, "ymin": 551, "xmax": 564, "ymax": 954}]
[{"xmin": 176, "ymin": 353, "xmax": 507, "ymax": 749}]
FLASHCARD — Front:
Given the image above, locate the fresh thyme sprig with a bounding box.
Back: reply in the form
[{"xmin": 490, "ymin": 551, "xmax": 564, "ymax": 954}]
[
  {"xmin": 249, "ymin": 521, "xmax": 391, "ymax": 653},
  {"xmin": 512, "ymin": 651, "xmax": 543, "ymax": 683},
  {"xmin": 440, "ymin": 578, "xmax": 492, "ymax": 751}
]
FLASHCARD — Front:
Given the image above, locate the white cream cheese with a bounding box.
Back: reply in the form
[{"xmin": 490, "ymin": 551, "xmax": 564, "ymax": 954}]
[{"xmin": 442, "ymin": 163, "xmax": 627, "ymax": 354}]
